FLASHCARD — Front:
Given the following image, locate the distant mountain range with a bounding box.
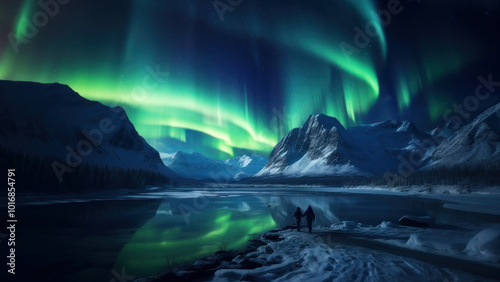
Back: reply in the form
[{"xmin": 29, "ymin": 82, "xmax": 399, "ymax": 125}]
[
  {"xmin": 1, "ymin": 80, "xmax": 499, "ymax": 189},
  {"xmin": 256, "ymin": 103, "xmax": 500, "ymax": 179},
  {"xmin": 162, "ymin": 151, "xmax": 267, "ymax": 180},
  {"xmin": 430, "ymin": 103, "xmax": 500, "ymax": 169},
  {"xmin": 256, "ymin": 114, "xmax": 430, "ymax": 177}
]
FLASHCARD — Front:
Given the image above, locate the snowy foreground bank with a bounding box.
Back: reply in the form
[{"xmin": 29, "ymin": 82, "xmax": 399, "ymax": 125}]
[{"xmin": 147, "ymin": 221, "xmax": 500, "ymax": 282}]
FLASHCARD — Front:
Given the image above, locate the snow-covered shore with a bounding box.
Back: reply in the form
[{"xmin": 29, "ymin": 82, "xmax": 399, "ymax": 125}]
[{"xmin": 148, "ymin": 221, "xmax": 500, "ymax": 282}]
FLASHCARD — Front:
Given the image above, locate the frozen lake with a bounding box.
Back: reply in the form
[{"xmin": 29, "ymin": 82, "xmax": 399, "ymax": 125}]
[{"xmin": 15, "ymin": 187, "xmax": 500, "ymax": 281}]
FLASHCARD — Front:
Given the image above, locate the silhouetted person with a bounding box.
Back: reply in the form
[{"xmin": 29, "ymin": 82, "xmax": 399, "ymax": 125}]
[
  {"xmin": 293, "ymin": 207, "xmax": 303, "ymax": 231},
  {"xmin": 303, "ymin": 205, "xmax": 315, "ymax": 233}
]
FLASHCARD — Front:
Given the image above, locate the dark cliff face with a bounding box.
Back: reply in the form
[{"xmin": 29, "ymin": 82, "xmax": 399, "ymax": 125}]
[{"xmin": 0, "ymin": 80, "xmax": 176, "ymax": 177}]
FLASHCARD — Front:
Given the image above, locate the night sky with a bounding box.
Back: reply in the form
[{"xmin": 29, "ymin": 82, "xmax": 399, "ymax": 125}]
[{"xmin": 1, "ymin": 0, "xmax": 499, "ymax": 159}]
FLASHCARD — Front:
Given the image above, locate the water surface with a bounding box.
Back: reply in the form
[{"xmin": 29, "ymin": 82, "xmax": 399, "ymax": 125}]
[{"xmin": 14, "ymin": 187, "xmax": 500, "ymax": 281}]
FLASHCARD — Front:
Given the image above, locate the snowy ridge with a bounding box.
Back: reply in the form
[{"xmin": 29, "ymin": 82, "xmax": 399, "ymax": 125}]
[
  {"xmin": 430, "ymin": 102, "xmax": 500, "ymax": 168},
  {"xmin": 0, "ymin": 80, "xmax": 176, "ymax": 177},
  {"xmin": 257, "ymin": 103, "xmax": 500, "ymax": 178},
  {"xmin": 162, "ymin": 151, "xmax": 267, "ymax": 180},
  {"xmin": 256, "ymin": 114, "xmax": 432, "ymax": 177}
]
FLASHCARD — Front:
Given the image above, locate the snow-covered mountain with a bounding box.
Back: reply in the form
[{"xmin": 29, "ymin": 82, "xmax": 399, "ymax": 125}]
[
  {"xmin": 0, "ymin": 80, "xmax": 176, "ymax": 178},
  {"xmin": 162, "ymin": 151, "xmax": 267, "ymax": 180},
  {"xmin": 256, "ymin": 114, "xmax": 433, "ymax": 177},
  {"xmin": 430, "ymin": 102, "xmax": 500, "ymax": 168},
  {"xmin": 430, "ymin": 121, "xmax": 460, "ymax": 140}
]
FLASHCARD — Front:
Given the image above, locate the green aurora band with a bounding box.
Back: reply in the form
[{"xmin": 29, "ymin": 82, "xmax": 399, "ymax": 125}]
[
  {"xmin": 204, "ymin": 0, "xmax": 384, "ymax": 129},
  {"xmin": 0, "ymin": 0, "xmax": 484, "ymax": 158},
  {"xmin": 113, "ymin": 208, "xmax": 277, "ymax": 276}
]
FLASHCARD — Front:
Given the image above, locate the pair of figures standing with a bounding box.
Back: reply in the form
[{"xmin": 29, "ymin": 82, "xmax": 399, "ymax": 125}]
[{"xmin": 293, "ymin": 205, "xmax": 315, "ymax": 233}]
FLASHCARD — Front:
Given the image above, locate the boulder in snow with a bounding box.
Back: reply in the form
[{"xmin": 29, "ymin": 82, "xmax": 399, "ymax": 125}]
[{"xmin": 398, "ymin": 216, "xmax": 433, "ymax": 228}]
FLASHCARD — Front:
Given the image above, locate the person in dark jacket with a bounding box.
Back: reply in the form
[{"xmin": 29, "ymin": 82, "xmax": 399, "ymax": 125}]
[
  {"xmin": 303, "ymin": 205, "xmax": 315, "ymax": 233},
  {"xmin": 293, "ymin": 207, "xmax": 303, "ymax": 231}
]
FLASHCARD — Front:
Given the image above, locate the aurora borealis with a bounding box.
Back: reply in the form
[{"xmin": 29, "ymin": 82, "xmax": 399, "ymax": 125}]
[
  {"xmin": 114, "ymin": 207, "xmax": 277, "ymax": 276},
  {"xmin": 1, "ymin": 0, "xmax": 499, "ymax": 159}
]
